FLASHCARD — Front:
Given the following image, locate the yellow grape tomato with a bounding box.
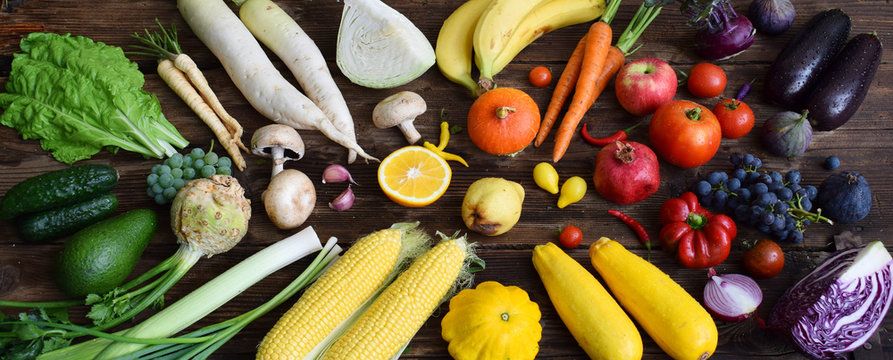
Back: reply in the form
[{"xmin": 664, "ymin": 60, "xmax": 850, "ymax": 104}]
[
  {"xmin": 533, "ymin": 162, "xmax": 559, "ymax": 194},
  {"xmin": 557, "ymin": 176, "xmax": 586, "ymax": 208}
]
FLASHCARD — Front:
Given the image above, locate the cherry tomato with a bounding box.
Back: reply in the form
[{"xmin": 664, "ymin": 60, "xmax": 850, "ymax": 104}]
[
  {"xmin": 742, "ymin": 239, "xmax": 785, "ymax": 279},
  {"xmin": 687, "ymin": 63, "xmax": 727, "ymax": 98},
  {"xmin": 649, "ymin": 100, "xmax": 721, "ymax": 168},
  {"xmin": 713, "ymin": 98, "xmax": 755, "ymax": 139},
  {"xmin": 529, "ymin": 66, "xmax": 552, "ymax": 87},
  {"xmin": 558, "ymin": 225, "xmax": 582, "ymax": 249}
]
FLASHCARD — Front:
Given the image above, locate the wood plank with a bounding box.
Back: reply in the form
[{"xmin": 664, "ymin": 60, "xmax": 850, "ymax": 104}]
[{"xmin": 1, "ymin": 0, "xmax": 892, "ymax": 359}]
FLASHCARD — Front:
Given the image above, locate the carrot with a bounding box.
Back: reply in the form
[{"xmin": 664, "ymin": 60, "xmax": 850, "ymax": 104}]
[
  {"xmin": 156, "ymin": 59, "xmax": 248, "ymax": 170},
  {"xmin": 537, "ymin": 0, "xmax": 622, "ymax": 152},
  {"xmin": 551, "ymin": 21, "xmax": 613, "ymax": 163},
  {"xmin": 534, "ymin": 35, "xmax": 586, "ymax": 148},
  {"xmin": 130, "ymin": 20, "xmax": 249, "ymax": 170},
  {"xmin": 548, "ymin": 0, "xmax": 666, "ymax": 162},
  {"xmin": 591, "ymin": 45, "xmax": 626, "ymax": 101}
]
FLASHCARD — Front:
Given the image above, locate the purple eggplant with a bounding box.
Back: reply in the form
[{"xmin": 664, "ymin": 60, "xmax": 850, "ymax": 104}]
[
  {"xmin": 806, "ymin": 33, "xmax": 882, "ymax": 131},
  {"xmin": 765, "ymin": 9, "xmax": 850, "ymax": 109}
]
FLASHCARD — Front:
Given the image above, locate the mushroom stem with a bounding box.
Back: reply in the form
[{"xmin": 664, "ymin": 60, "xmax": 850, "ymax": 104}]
[
  {"xmin": 271, "ymin": 146, "xmax": 286, "ymax": 178},
  {"xmin": 397, "ymin": 121, "xmax": 422, "ymax": 144}
]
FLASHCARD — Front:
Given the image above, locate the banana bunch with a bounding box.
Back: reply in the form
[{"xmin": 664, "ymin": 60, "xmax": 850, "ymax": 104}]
[{"xmin": 436, "ymin": 0, "xmax": 606, "ymax": 96}]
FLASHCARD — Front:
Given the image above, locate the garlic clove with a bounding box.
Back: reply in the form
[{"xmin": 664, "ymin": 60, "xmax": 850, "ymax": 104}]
[
  {"xmin": 329, "ymin": 186, "xmax": 354, "ymax": 211},
  {"xmin": 322, "ymin": 164, "xmax": 358, "ymax": 185}
]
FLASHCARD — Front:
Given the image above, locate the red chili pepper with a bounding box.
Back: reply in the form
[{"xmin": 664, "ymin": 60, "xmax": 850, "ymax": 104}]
[
  {"xmin": 658, "ymin": 192, "xmax": 737, "ymax": 268},
  {"xmin": 608, "ymin": 209, "xmax": 651, "ymax": 251},
  {"xmin": 581, "ymin": 121, "xmax": 645, "ymax": 146}
]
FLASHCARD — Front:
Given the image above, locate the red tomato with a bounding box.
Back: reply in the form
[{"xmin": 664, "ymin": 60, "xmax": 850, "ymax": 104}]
[
  {"xmin": 529, "ymin": 66, "xmax": 552, "ymax": 87},
  {"xmin": 742, "ymin": 239, "xmax": 785, "ymax": 279},
  {"xmin": 649, "ymin": 100, "xmax": 722, "ymax": 168},
  {"xmin": 558, "ymin": 225, "xmax": 582, "ymax": 249},
  {"xmin": 687, "ymin": 63, "xmax": 727, "ymax": 98},
  {"xmin": 713, "ymin": 98, "xmax": 755, "ymax": 139}
]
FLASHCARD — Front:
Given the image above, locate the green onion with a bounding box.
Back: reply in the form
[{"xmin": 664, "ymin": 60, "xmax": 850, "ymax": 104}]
[{"xmin": 37, "ymin": 227, "xmax": 338, "ymax": 360}]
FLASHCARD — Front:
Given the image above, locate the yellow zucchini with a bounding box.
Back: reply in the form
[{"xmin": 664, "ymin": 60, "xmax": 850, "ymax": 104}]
[
  {"xmin": 532, "ymin": 242, "xmax": 642, "ymax": 359},
  {"xmin": 589, "ymin": 237, "xmax": 717, "ymax": 360}
]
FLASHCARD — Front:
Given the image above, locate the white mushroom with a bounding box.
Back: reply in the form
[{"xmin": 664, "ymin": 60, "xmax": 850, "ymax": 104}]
[
  {"xmin": 372, "ymin": 91, "xmax": 426, "ymax": 144},
  {"xmin": 262, "ymin": 169, "xmax": 316, "ymax": 229},
  {"xmin": 251, "ymin": 125, "xmax": 314, "ymax": 229},
  {"xmin": 251, "ymin": 124, "xmax": 304, "ymax": 178}
]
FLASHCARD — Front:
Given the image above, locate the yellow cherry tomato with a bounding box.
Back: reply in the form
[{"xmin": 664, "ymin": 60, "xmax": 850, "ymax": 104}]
[
  {"xmin": 557, "ymin": 176, "xmax": 586, "ymax": 209},
  {"xmin": 533, "ymin": 162, "xmax": 559, "ymax": 194}
]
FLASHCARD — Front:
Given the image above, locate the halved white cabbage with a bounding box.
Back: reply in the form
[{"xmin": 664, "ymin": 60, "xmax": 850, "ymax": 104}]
[{"xmin": 336, "ymin": 0, "xmax": 435, "ymax": 89}]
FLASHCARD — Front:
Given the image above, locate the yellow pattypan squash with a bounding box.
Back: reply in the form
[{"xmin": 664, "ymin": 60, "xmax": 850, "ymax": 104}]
[{"xmin": 441, "ymin": 281, "xmax": 542, "ymax": 360}]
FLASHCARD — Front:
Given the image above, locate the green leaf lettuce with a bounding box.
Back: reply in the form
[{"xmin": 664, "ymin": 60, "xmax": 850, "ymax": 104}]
[{"xmin": 0, "ymin": 33, "xmax": 188, "ymax": 164}]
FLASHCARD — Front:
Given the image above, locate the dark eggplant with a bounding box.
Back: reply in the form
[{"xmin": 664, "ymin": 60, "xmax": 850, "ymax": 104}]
[
  {"xmin": 806, "ymin": 33, "xmax": 882, "ymax": 131},
  {"xmin": 764, "ymin": 9, "xmax": 850, "ymax": 109}
]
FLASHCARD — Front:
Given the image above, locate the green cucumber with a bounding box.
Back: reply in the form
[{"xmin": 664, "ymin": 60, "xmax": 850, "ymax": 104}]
[
  {"xmin": 55, "ymin": 209, "xmax": 157, "ymax": 297},
  {"xmin": 18, "ymin": 193, "xmax": 119, "ymax": 243},
  {"xmin": 0, "ymin": 164, "xmax": 119, "ymax": 220}
]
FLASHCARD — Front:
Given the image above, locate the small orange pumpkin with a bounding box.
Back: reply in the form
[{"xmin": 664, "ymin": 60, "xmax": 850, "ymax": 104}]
[{"xmin": 467, "ymin": 88, "xmax": 540, "ymax": 155}]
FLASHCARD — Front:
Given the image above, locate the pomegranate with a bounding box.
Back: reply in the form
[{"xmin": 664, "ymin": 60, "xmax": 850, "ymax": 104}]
[{"xmin": 593, "ymin": 141, "xmax": 660, "ymax": 204}]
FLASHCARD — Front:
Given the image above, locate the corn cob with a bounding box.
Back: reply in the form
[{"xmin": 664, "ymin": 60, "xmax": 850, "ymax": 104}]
[
  {"xmin": 256, "ymin": 224, "xmax": 428, "ymax": 360},
  {"xmin": 322, "ymin": 235, "xmax": 469, "ymax": 360}
]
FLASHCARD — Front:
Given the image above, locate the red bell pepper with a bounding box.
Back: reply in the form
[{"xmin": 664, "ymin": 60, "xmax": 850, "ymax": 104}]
[{"xmin": 659, "ymin": 192, "xmax": 736, "ymax": 268}]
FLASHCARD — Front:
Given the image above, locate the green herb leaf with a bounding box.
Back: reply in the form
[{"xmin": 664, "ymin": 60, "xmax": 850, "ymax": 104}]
[
  {"xmin": 84, "ymin": 293, "xmax": 102, "ymax": 305},
  {"xmin": 0, "ymin": 309, "xmax": 74, "ymax": 360}
]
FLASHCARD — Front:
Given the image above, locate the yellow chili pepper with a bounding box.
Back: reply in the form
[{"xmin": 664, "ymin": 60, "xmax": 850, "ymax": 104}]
[
  {"xmin": 425, "ymin": 121, "xmax": 468, "ymax": 167},
  {"xmin": 424, "ymin": 142, "xmax": 468, "ymax": 167},
  {"xmin": 437, "ymin": 121, "xmax": 450, "ymax": 151}
]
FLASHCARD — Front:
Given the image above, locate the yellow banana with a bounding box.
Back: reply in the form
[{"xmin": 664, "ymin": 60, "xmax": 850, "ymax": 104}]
[
  {"xmin": 473, "ymin": 0, "xmax": 550, "ymax": 91},
  {"xmin": 491, "ymin": 0, "xmax": 605, "ymax": 77},
  {"xmin": 435, "ymin": 0, "xmax": 492, "ymax": 95}
]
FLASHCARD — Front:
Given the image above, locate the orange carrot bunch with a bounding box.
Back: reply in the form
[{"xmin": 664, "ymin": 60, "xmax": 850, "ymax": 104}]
[{"xmin": 535, "ymin": 0, "xmax": 666, "ymax": 163}]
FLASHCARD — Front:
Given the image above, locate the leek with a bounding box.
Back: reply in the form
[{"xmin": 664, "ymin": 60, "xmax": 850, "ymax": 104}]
[
  {"xmin": 0, "ymin": 176, "xmax": 252, "ymax": 357},
  {"xmin": 36, "ymin": 226, "xmax": 338, "ymax": 360}
]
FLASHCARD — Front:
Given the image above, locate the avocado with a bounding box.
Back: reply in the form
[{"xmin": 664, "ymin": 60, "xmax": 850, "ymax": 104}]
[{"xmin": 54, "ymin": 209, "xmax": 157, "ymax": 297}]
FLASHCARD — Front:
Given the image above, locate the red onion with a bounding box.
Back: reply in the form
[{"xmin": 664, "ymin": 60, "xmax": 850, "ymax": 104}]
[{"xmin": 703, "ymin": 269, "xmax": 762, "ymax": 322}]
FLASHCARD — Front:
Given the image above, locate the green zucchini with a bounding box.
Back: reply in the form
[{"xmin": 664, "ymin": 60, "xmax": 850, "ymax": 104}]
[
  {"xmin": 0, "ymin": 164, "xmax": 118, "ymax": 220},
  {"xmin": 18, "ymin": 193, "xmax": 119, "ymax": 242}
]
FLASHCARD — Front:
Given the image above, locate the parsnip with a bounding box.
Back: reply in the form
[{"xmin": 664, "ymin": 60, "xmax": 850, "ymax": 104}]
[
  {"xmin": 156, "ymin": 59, "xmax": 248, "ymax": 170},
  {"xmin": 177, "ymin": 0, "xmax": 378, "ymax": 162},
  {"xmin": 170, "ymin": 53, "xmax": 248, "ymax": 152},
  {"xmin": 131, "ymin": 21, "xmax": 248, "ymax": 169}
]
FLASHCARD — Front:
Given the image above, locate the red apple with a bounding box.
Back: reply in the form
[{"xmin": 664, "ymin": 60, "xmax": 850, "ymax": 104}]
[{"xmin": 614, "ymin": 58, "xmax": 678, "ymax": 116}]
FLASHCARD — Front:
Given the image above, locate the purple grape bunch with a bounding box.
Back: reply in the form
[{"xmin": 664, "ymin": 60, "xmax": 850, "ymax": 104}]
[{"xmin": 691, "ymin": 152, "xmax": 831, "ymax": 243}]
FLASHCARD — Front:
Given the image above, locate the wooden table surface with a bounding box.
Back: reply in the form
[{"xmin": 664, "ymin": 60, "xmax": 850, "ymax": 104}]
[{"xmin": 1, "ymin": 0, "xmax": 891, "ymax": 359}]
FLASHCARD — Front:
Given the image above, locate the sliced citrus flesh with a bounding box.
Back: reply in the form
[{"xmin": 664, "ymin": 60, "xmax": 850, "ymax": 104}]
[{"xmin": 378, "ymin": 146, "xmax": 452, "ymax": 207}]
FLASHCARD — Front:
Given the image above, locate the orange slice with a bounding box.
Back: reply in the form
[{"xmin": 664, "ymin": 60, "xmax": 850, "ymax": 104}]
[{"xmin": 377, "ymin": 146, "xmax": 452, "ymax": 207}]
